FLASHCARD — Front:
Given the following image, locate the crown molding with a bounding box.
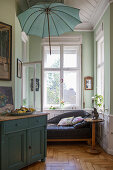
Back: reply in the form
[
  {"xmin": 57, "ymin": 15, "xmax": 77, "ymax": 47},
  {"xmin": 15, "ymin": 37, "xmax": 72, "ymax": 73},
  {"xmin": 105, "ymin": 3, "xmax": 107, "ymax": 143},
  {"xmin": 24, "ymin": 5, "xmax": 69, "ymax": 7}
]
[
  {"xmin": 74, "ymin": 0, "xmax": 110, "ymax": 31},
  {"xmin": 91, "ymin": 0, "xmax": 109, "ymax": 30},
  {"xmin": 92, "ymin": 0, "xmax": 113, "ymax": 30},
  {"xmin": 74, "ymin": 22, "xmax": 93, "ymax": 31}
]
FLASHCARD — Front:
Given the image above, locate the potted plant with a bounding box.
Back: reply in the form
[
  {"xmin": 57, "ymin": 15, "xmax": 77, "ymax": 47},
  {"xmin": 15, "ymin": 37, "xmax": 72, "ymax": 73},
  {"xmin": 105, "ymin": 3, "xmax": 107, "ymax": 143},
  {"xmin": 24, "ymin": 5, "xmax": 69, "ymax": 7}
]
[
  {"xmin": 92, "ymin": 94, "xmax": 103, "ymax": 119},
  {"xmin": 60, "ymin": 100, "xmax": 64, "ymax": 108},
  {"xmin": 94, "ymin": 94, "xmax": 103, "ymax": 111}
]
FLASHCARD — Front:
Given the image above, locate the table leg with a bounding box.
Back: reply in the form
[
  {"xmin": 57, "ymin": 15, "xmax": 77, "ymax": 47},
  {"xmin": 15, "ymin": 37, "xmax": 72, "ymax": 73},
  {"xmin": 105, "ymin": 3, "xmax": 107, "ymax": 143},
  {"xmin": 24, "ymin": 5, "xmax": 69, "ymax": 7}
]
[{"xmin": 87, "ymin": 122, "xmax": 101, "ymax": 154}]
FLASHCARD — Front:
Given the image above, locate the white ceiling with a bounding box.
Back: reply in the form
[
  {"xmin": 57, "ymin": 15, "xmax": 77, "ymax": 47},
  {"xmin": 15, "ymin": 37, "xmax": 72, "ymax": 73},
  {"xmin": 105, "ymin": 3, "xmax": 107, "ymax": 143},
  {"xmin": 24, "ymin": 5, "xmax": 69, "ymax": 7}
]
[
  {"xmin": 17, "ymin": 0, "xmax": 112, "ymax": 31},
  {"xmin": 64, "ymin": 0, "xmax": 110, "ymax": 30}
]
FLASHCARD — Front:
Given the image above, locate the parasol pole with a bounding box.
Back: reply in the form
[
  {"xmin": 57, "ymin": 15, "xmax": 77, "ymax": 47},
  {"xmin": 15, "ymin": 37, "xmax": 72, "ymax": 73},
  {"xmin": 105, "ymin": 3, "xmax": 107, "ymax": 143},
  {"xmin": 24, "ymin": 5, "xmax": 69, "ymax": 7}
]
[{"xmin": 46, "ymin": 8, "xmax": 51, "ymax": 55}]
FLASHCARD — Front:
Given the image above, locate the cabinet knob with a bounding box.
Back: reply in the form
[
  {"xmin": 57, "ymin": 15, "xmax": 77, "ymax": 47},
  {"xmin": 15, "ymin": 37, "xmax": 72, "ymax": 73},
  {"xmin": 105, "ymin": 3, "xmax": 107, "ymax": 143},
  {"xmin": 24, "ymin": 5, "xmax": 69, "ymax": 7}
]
[
  {"xmin": 15, "ymin": 123, "xmax": 18, "ymax": 126},
  {"xmin": 29, "ymin": 146, "xmax": 31, "ymax": 149}
]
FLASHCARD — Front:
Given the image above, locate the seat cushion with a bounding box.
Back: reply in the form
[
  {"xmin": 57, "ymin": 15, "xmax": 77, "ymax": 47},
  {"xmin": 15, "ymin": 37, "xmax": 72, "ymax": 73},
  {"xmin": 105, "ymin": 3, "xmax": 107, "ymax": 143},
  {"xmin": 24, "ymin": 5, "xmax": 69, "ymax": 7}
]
[{"xmin": 47, "ymin": 124, "xmax": 91, "ymax": 139}]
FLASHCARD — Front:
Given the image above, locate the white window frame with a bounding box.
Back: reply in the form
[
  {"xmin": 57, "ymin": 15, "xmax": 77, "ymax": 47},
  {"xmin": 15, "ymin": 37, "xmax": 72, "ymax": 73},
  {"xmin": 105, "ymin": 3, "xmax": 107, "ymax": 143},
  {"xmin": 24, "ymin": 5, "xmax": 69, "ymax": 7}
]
[
  {"xmin": 42, "ymin": 39, "xmax": 81, "ymax": 110},
  {"xmin": 96, "ymin": 23, "xmax": 104, "ymax": 109},
  {"xmin": 97, "ymin": 37, "xmax": 104, "ymax": 96}
]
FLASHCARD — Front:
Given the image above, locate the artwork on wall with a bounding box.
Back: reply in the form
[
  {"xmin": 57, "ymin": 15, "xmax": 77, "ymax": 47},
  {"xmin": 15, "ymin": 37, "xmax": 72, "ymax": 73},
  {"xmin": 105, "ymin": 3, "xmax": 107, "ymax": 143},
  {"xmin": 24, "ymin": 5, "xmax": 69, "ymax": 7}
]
[
  {"xmin": 84, "ymin": 76, "xmax": 93, "ymax": 90},
  {"xmin": 0, "ymin": 86, "xmax": 14, "ymax": 113},
  {"xmin": 0, "ymin": 22, "xmax": 12, "ymax": 80},
  {"xmin": 31, "ymin": 78, "xmax": 39, "ymax": 91},
  {"xmin": 17, "ymin": 58, "xmax": 22, "ymax": 78}
]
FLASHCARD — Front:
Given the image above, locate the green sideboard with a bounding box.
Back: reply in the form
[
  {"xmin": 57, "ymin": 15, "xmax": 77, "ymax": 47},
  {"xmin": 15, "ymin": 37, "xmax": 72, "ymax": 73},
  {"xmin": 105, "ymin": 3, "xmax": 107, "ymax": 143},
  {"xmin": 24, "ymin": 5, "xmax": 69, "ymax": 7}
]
[{"xmin": 0, "ymin": 113, "xmax": 48, "ymax": 170}]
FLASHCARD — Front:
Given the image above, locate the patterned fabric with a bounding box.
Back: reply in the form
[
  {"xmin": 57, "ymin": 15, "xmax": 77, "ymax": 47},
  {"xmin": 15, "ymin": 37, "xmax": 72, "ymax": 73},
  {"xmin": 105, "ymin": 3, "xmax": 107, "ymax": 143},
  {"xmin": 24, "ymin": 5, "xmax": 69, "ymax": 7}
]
[
  {"xmin": 58, "ymin": 117, "xmax": 74, "ymax": 126},
  {"xmin": 72, "ymin": 116, "xmax": 84, "ymax": 125}
]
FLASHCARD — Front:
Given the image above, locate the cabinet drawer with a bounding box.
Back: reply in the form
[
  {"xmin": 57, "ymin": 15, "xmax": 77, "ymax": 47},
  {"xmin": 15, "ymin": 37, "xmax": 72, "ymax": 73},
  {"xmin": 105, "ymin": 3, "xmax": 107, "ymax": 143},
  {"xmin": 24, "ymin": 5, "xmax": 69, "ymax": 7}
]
[
  {"xmin": 4, "ymin": 119, "xmax": 28, "ymax": 134},
  {"xmin": 29, "ymin": 116, "xmax": 46, "ymax": 128}
]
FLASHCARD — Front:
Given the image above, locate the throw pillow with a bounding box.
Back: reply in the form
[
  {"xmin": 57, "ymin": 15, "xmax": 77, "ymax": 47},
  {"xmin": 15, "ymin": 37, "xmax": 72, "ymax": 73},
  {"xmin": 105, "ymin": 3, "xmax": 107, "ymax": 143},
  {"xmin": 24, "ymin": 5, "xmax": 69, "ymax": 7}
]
[
  {"xmin": 57, "ymin": 117, "xmax": 74, "ymax": 126},
  {"xmin": 72, "ymin": 116, "xmax": 84, "ymax": 125}
]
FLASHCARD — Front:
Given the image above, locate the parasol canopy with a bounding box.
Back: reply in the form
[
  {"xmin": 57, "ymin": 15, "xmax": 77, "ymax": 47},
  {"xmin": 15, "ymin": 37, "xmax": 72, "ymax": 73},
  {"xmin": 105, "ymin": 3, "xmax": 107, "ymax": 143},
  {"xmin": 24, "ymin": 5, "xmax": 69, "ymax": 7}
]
[{"xmin": 18, "ymin": 3, "xmax": 81, "ymax": 53}]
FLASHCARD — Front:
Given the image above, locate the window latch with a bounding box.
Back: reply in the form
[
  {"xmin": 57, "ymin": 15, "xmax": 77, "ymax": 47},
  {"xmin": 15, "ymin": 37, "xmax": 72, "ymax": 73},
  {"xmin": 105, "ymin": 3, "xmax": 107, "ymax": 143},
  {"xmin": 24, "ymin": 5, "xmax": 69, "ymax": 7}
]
[{"xmin": 60, "ymin": 79, "xmax": 63, "ymax": 83}]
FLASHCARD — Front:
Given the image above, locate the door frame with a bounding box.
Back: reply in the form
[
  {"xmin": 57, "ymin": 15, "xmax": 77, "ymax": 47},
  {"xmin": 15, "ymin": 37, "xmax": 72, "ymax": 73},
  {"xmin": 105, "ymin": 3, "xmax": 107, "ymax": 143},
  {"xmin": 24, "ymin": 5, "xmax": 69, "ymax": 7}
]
[{"xmin": 22, "ymin": 61, "xmax": 43, "ymax": 111}]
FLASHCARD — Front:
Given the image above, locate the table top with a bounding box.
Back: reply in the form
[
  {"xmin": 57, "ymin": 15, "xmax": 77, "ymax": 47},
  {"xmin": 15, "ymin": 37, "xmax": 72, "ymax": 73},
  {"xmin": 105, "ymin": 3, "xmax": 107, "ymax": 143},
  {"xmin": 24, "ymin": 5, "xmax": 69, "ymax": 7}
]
[
  {"xmin": 0, "ymin": 112, "xmax": 49, "ymax": 122},
  {"xmin": 84, "ymin": 118, "xmax": 104, "ymax": 123}
]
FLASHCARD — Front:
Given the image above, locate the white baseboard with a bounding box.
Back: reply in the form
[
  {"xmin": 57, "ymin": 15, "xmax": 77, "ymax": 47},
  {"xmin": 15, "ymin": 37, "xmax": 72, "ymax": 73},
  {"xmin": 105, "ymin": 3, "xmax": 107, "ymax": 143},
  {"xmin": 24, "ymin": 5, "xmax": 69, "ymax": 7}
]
[
  {"xmin": 106, "ymin": 148, "xmax": 113, "ymax": 155},
  {"xmin": 97, "ymin": 137, "xmax": 108, "ymax": 152}
]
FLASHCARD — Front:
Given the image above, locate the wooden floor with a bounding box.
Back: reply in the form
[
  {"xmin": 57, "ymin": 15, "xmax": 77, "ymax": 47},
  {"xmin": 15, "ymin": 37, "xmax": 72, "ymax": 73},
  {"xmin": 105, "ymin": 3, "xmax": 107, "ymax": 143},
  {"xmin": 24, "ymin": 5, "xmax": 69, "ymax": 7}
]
[{"xmin": 22, "ymin": 142, "xmax": 113, "ymax": 170}]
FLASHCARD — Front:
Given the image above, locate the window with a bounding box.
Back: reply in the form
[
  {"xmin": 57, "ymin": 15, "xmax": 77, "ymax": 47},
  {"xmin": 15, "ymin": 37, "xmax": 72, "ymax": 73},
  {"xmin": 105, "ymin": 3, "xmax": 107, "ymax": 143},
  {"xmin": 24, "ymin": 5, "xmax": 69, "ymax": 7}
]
[
  {"xmin": 43, "ymin": 45, "xmax": 81, "ymax": 109},
  {"xmin": 97, "ymin": 36, "xmax": 104, "ymax": 99}
]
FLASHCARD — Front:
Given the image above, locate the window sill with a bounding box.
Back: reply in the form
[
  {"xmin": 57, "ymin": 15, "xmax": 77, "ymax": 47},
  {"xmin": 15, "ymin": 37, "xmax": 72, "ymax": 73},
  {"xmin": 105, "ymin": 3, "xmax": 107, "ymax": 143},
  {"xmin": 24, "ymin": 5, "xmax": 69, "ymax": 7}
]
[{"xmin": 44, "ymin": 109, "xmax": 74, "ymax": 111}]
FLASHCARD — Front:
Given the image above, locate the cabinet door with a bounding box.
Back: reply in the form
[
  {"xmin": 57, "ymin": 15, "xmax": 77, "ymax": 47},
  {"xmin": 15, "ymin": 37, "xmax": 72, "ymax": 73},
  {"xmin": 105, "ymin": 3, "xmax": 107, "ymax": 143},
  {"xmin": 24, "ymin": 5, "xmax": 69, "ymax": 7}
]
[
  {"xmin": 1, "ymin": 131, "xmax": 26, "ymax": 170},
  {"xmin": 27, "ymin": 126, "xmax": 45, "ymax": 164}
]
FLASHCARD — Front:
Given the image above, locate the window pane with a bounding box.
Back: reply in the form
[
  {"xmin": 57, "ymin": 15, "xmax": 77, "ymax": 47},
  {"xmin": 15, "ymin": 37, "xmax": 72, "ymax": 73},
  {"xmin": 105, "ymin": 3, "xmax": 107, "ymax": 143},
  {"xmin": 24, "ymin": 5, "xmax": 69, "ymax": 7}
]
[
  {"xmin": 97, "ymin": 42, "xmax": 101, "ymax": 65},
  {"xmin": 97, "ymin": 66, "xmax": 104, "ymax": 97},
  {"xmin": 63, "ymin": 46, "xmax": 78, "ymax": 68},
  {"xmin": 44, "ymin": 71, "xmax": 60, "ymax": 106},
  {"xmin": 63, "ymin": 71, "xmax": 79, "ymax": 106},
  {"xmin": 22, "ymin": 65, "xmax": 35, "ymax": 108},
  {"xmin": 101, "ymin": 41, "xmax": 104, "ymax": 63},
  {"xmin": 44, "ymin": 46, "xmax": 60, "ymax": 68}
]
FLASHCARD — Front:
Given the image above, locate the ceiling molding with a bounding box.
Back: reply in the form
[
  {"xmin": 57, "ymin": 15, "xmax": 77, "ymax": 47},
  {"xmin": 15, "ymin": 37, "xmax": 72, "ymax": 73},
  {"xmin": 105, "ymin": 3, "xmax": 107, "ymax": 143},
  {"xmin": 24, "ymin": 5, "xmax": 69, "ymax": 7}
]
[
  {"xmin": 90, "ymin": 0, "xmax": 109, "ymax": 29},
  {"xmin": 93, "ymin": 1, "xmax": 110, "ymax": 30},
  {"xmin": 75, "ymin": 22, "xmax": 93, "ymax": 31},
  {"xmin": 74, "ymin": 29, "xmax": 94, "ymax": 32}
]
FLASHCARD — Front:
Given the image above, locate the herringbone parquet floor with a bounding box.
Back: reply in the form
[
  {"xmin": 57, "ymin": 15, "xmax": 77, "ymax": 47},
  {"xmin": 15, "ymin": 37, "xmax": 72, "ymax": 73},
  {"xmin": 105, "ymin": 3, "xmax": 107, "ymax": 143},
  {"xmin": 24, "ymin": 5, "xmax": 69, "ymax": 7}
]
[{"xmin": 22, "ymin": 142, "xmax": 113, "ymax": 170}]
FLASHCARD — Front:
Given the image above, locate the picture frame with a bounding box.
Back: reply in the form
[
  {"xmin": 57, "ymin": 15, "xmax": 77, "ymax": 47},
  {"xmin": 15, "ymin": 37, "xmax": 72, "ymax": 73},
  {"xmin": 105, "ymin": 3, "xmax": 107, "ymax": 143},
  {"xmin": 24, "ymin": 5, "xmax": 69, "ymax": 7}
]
[
  {"xmin": 0, "ymin": 22, "xmax": 12, "ymax": 80},
  {"xmin": 84, "ymin": 76, "xmax": 93, "ymax": 90},
  {"xmin": 17, "ymin": 58, "xmax": 22, "ymax": 78}
]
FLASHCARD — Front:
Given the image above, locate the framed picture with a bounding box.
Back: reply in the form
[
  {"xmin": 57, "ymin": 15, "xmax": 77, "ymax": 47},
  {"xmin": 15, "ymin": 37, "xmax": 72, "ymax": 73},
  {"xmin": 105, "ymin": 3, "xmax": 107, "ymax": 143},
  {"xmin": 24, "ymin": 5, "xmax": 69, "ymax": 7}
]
[
  {"xmin": 0, "ymin": 22, "xmax": 12, "ymax": 80},
  {"xmin": 17, "ymin": 58, "xmax": 22, "ymax": 78},
  {"xmin": 0, "ymin": 86, "xmax": 14, "ymax": 113},
  {"xmin": 84, "ymin": 76, "xmax": 93, "ymax": 90}
]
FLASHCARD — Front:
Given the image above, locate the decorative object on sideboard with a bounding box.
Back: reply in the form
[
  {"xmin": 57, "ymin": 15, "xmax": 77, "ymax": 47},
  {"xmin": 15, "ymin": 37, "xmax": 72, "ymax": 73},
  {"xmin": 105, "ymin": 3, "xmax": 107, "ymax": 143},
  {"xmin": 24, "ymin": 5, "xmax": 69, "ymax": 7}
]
[
  {"xmin": 17, "ymin": 58, "xmax": 22, "ymax": 78},
  {"xmin": 84, "ymin": 76, "xmax": 93, "ymax": 90},
  {"xmin": 0, "ymin": 86, "xmax": 14, "ymax": 113},
  {"xmin": 0, "ymin": 22, "xmax": 12, "ymax": 80}
]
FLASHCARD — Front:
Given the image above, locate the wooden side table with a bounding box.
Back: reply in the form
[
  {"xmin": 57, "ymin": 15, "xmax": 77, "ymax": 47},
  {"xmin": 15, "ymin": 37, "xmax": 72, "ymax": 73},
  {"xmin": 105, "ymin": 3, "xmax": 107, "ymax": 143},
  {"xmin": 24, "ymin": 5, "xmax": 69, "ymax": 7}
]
[{"xmin": 85, "ymin": 118, "xmax": 104, "ymax": 154}]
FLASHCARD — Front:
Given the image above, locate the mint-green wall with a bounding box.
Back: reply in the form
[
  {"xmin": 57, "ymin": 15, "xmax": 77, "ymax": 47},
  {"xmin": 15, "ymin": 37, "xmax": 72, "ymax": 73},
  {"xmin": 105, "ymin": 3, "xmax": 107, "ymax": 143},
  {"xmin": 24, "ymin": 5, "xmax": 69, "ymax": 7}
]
[
  {"xmin": 82, "ymin": 32, "xmax": 94, "ymax": 108},
  {"xmin": 0, "ymin": 0, "xmax": 15, "ymax": 102},
  {"xmin": 110, "ymin": 3, "xmax": 113, "ymax": 115},
  {"xmin": 0, "ymin": 0, "xmax": 23, "ymax": 108},
  {"xmin": 94, "ymin": 6, "xmax": 110, "ymax": 114},
  {"xmin": 29, "ymin": 31, "xmax": 94, "ymax": 109},
  {"xmin": 29, "ymin": 36, "xmax": 42, "ymax": 61}
]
